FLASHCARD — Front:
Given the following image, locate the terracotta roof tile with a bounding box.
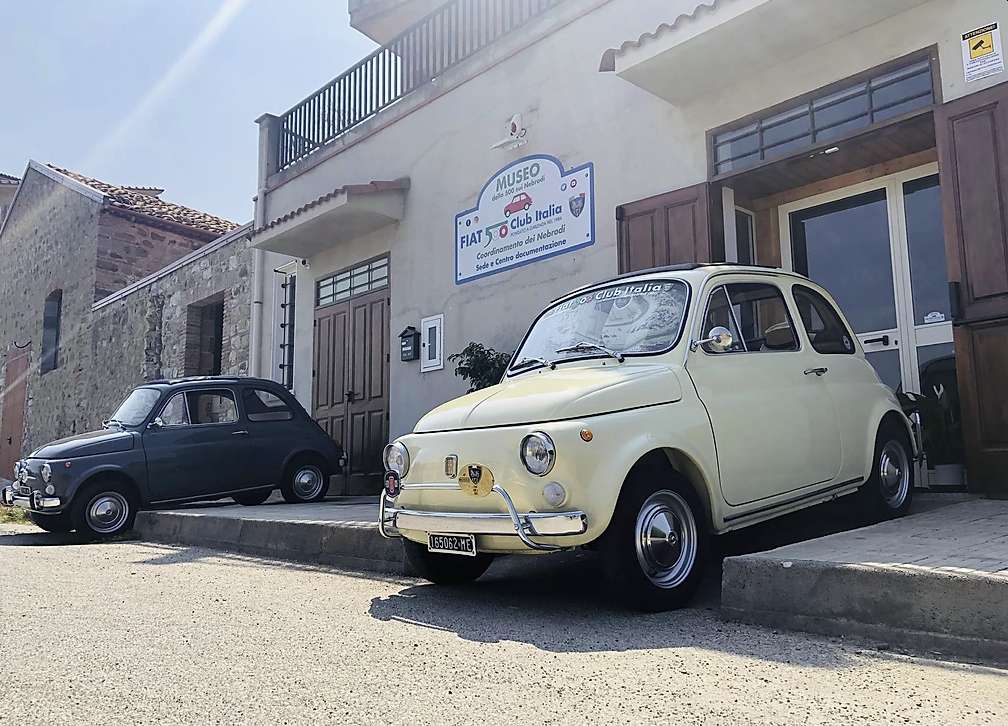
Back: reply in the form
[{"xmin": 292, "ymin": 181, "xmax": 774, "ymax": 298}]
[
  {"xmin": 47, "ymin": 164, "xmax": 236, "ymax": 237},
  {"xmin": 254, "ymin": 179, "xmax": 410, "ymax": 234}
]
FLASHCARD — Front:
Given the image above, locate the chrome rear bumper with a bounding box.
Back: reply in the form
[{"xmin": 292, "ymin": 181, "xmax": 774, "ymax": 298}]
[{"xmin": 379, "ymin": 482, "xmax": 587, "ymax": 552}]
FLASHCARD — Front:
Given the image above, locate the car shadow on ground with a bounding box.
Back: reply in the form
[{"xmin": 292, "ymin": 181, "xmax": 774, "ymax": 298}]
[{"xmin": 367, "ymin": 495, "xmax": 889, "ymax": 662}]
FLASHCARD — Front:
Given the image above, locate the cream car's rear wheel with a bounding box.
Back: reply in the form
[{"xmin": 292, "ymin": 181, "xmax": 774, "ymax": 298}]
[{"xmin": 601, "ymin": 464, "xmax": 707, "ymax": 612}]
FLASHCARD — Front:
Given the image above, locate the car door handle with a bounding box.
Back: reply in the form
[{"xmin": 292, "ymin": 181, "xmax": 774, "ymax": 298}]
[
  {"xmin": 804, "ymin": 367, "xmax": 828, "ymax": 377},
  {"xmin": 863, "ymin": 335, "xmax": 890, "ymax": 346},
  {"xmin": 232, "ymin": 430, "xmax": 249, "ymax": 436}
]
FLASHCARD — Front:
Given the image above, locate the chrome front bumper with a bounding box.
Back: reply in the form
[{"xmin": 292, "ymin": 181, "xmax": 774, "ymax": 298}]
[
  {"xmin": 1, "ymin": 486, "xmax": 61, "ymax": 510},
  {"xmin": 379, "ymin": 483, "xmax": 588, "ymax": 552}
]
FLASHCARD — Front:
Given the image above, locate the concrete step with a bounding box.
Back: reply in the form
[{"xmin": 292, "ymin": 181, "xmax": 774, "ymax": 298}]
[
  {"xmin": 721, "ymin": 498, "xmax": 1008, "ymax": 665},
  {"xmin": 133, "ymin": 497, "xmax": 405, "ymax": 575}
]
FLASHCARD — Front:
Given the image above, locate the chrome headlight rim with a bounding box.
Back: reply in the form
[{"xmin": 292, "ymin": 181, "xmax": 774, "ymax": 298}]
[
  {"xmin": 383, "ymin": 441, "xmax": 410, "ymax": 478},
  {"xmin": 520, "ymin": 431, "xmax": 556, "ymax": 477},
  {"xmin": 40, "ymin": 463, "xmax": 52, "ymax": 484}
]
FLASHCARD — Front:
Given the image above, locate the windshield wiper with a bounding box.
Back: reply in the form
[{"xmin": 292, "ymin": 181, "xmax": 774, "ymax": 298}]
[
  {"xmin": 511, "ymin": 356, "xmax": 556, "ymax": 371},
  {"xmin": 555, "ymin": 341, "xmax": 625, "ymax": 363}
]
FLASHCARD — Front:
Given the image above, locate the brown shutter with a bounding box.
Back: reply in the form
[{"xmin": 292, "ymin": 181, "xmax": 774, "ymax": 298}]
[
  {"xmin": 935, "ymin": 80, "xmax": 1008, "ymax": 496},
  {"xmin": 616, "ymin": 183, "xmax": 722, "ymax": 274}
]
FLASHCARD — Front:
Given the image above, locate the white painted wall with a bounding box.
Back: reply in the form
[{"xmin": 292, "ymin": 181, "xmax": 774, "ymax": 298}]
[{"xmin": 255, "ymin": 0, "xmax": 1007, "ymax": 439}]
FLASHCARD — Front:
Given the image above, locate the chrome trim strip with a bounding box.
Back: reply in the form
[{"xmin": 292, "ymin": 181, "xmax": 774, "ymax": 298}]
[
  {"xmin": 723, "ymin": 477, "xmax": 863, "ymax": 523},
  {"xmin": 378, "ymin": 482, "xmax": 587, "ymax": 552}
]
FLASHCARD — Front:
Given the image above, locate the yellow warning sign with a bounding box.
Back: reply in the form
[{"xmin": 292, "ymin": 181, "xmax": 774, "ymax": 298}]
[
  {"xmin": 969, "ymin": 30, "xmax": 995, "ymax": 60},
  {"xmin": 962, "ymin": 22, "xmax": 1004, "ymax": 84}
]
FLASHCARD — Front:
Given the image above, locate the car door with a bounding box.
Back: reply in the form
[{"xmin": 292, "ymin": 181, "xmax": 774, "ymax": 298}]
[
  {"xmin": 685, "ymin": 279, "xmax": 842, "ymax": 506},
  {"xmin": 239, "ymin": 386, "xmax": 297, "ymax": 487},
  {"xmin": 142, "ymin": 388, "xmax": 249, "ymax": 502}
]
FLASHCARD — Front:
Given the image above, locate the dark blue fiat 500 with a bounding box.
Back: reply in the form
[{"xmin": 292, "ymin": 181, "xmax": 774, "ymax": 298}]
[{"xmin": 1, "ymin": 377, "xmax": 342, "ymax": 539}]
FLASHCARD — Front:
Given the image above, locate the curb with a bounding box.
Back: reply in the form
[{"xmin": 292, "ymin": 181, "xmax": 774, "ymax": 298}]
[
  {"xmin": 134, "ymin": 510, "xmax": 407, "ymax": 575},
  {"xmin": 721, "ymin": 555, "xmax": 1008, "ymax": 665}
]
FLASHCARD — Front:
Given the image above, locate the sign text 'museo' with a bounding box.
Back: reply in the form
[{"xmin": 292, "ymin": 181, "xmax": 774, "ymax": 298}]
[{"xmin": 455, "ymin": 155, "xmax": 595, "ymax": 284}]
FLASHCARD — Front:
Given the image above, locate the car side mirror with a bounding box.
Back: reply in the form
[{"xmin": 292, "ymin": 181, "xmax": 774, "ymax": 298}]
[
  {"xmin": 691, "ymin": 326, "xmax": 734, "ymax": 353},
  {"xmin": 148, "ymin": 417, "xmax": 164, "ymax": 430}
]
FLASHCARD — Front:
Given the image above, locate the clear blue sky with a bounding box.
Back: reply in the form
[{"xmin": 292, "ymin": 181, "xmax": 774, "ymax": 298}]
[{"xmin": 0, "ymin": 0, "xmax": 376, "ymax": 223}]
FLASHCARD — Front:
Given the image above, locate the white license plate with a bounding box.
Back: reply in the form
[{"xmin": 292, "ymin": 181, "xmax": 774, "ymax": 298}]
[{"xmin": 428, "ymin": 533, "xmax": 476, "ymax": 557}]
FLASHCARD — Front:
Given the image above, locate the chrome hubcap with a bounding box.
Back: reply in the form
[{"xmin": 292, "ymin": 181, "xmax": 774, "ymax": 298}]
[
  {"xmin": 879, "ymin": 440, "xmax": 910, "ymax": 509},
  {"xmin": 293, "ymin": 466, "xmax": 323, "ymax": 499},
  {"xmin": 86, "ymin": 492, "xmax": 130, "ymax": 534},
  {"xmin": 634, "ymin": 490, "xmax": 698, "ymax": 589}
]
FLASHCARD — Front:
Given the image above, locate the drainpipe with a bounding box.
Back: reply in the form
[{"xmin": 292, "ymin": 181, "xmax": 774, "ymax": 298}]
[{"xmin": 250, "ymin": 113, "xmax": 282, "ymax": 379}]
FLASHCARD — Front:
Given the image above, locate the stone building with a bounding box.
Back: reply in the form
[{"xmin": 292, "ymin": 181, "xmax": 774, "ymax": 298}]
[
  {"xmin": 0, "ymin": 160, "xmax": 250, "ymax": 478},
  {"xmin": 0, "ymin": 172, "xmax": 18, "ymax": 222}
]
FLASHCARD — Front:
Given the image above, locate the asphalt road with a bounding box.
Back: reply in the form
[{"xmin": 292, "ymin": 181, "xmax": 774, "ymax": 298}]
[{"xmin": 1, "ymin": 522, "xmax": 1005, "ymax": 725}]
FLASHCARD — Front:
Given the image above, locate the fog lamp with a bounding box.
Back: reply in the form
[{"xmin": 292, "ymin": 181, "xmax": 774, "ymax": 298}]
[
  {"xmin": 45, "ymin": 484, "xmax": 55, "ymax": 495},
  {"xmin": 40, "ymin": 463, "xmax": 52, "ymax": 484},
  {"xmin": 542, "ymin": 482, "xmax": 567, "ymax": 508}
]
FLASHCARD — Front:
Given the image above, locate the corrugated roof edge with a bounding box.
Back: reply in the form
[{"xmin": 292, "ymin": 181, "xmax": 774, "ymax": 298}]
[{"xmin": 599, "ymin": 0, "xmax": 720, "ymax": 71}]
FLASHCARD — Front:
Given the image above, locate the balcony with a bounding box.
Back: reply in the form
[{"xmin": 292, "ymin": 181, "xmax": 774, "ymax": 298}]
[
  {"xmin": 349, "ymin": 0, "xmax": 449, "ymax": 43},
  {"xmin": 276, "ymin": 0, "xmax": 567, "ymax": 173}
]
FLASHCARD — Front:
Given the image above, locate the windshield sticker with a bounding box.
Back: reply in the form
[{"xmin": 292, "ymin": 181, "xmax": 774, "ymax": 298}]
[{"xmin": 455, "ymin": 155, "xmax": 595, "ymax": 285}]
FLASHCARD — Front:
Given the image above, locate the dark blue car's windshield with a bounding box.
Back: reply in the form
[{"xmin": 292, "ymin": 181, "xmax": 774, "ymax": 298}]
[{"xmin": 110, "ymin": 388, "xmax": 162, "ymax": 426}]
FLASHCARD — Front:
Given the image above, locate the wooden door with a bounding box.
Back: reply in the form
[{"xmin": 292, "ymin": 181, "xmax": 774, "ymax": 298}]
[
  {"xmin": 345, "ymin": 289, "xmax": 389, "ymax": 494},
  {"xmin": 313, "ymin": 305, "xmax": 349, "ymax": 447},
  {"xmin": 616, "ymin": 182, "xmax": 721, "ymax": 273},
  {"xmin": 935, "ymin": 80, "xmax": 1008, "ymax": 496},
  {"xmin": 0, "ymin": 348, "xmax": 30, "ymax": 481}
]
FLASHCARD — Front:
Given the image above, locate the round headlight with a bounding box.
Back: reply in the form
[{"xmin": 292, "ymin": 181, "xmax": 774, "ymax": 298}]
[
  {"xmin": 383, "ymin": 441, "xmax": 410, "ymax": 478},
  {"xmin": 40, "ymin": 463, "xmax": 52, "ymax": 484},
  {"xmin": 521, "ymin": 432, "xmax": 556, "ymax": 477}
]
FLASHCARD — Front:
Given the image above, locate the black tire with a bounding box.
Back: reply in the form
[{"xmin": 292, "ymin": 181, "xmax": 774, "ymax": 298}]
[
  {"xmin": 859, "ymin": 421, "xmax": 914, "ymax": 521},
  {"xmin": 280, "ymin": 457, "xmax": 330, "ymax": 504},
  {"xmin": 232, "ymin": 489, "xmax": 272, "ymax": 506},
  {"xmin": 403, "ymin": 539, "xmax": 494, "ymax": 585},
  {"xmin": 27, "ymin": 510, "xmax": 75, "ymax": 533},
  {"xmin": 71, "ymin": 479, "xmax": 138, "ymax": 540},
  {"xmin": 599, "ymin": 467, "xmax": 708, "ymax": 612}
]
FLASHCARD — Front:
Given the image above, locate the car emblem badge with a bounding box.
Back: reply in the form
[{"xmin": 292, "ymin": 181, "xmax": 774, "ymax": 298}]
[
  {"xmin": 569, "ymin": 193, "xmax": 585, "ymax": 218},
  {"xmin": 383, "ymin": 471, "xmax": 402, "ymax": 499},
  {"xmin": 458, "ymin": 464, "xmax": 494, "ymax": 497}
]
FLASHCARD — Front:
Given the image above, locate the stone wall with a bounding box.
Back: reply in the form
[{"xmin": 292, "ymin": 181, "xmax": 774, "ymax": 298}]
[
  {"xmin": 94, "ymin": 213, "xmax": 216, "ymax": 301},
  {"xmin": 88, "ymin": 231, "xmax": 252, "ymax": 423}
]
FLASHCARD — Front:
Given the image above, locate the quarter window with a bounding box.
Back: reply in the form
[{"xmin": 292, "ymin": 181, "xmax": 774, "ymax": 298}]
[
  {"xmin": 793, "ymin": 285, "xmax": 856, "ymax": 355},
  {"xmin": 702, "ymin": 283, "xmax": 798, "ymax": 353},
  {"xmin": 159, "ymin": 394, "xmax": 189, "ymax": 427},
  {"xmin": 189, "ymin": 391, "xmax": 238, "ymax": 425},
  {"xmin": 243, "ymin": 388, "xmax": 293, "ymax": 422}
]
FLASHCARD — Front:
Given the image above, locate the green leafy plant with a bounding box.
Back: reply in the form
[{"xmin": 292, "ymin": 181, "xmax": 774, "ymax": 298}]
[{"xmin": 449, "ymin": 342, "xmax": 512, "ymax": 392}]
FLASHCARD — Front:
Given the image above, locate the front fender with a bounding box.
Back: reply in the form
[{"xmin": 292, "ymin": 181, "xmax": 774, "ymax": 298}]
[{"xmin": 64, "ymin": 456, "xmax": 148, "ymax": 507}]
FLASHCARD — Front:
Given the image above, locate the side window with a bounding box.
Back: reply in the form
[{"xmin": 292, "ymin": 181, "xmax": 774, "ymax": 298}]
[
  {"xmin": 159, "ymin": 394, "xmax": 189, "ymax": 427},
  {"xmin": 793, "ymin": 285, "xmax": 856, "ymax": 355},
  {"xmin": 188, "ymin": 390, "xmax": 238, "ymax": 425},
  {"xmin": 702, "ymin": 283, "xmax": 798, "ymax": 353},
  {"xmin": 243, "ymin": 388, "xmax": 294, "ymax": 422}
]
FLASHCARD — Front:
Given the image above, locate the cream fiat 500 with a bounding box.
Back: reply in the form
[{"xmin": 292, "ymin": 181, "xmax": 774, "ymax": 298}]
[{"xmin": 379, "ymin": 264, "xmax": 915, "ymax": 611}]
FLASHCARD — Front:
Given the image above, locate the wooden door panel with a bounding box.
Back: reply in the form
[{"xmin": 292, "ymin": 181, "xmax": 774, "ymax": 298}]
[
  {"xmin": 0, "ymin": 349, "xmax": 29, "ymax": 480},
  {"xmin": 936, "ymin": 80, "xmax": 1008, "ymax": 496},
  {"xmin": 345, "ymin": 289, "xmax": 389, "ymax": 493},
  {"xmin": 617, "ymin": 183, "xmax": 717, "ymax": 274}
]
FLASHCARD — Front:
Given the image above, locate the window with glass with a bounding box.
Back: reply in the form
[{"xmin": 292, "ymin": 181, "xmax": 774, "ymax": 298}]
[
  {"xmin": 712, "ymin": 55, "xmax": 935, "ymax": 176},
  {"xmin": 41, "ymin": 289, "xmax": 62, "ymax": 374},
  {"xmin": 792, "ymin": 285, "xmax": 856, "ymax": 355},
  {"xmin": 159, "ymin": 394, "xmax": 190, "ymax": 426},
  {"xmin": 243, "ymin": 388, "xmax": 293, "ymax": 422},
  {"xmin": 316, "ymin": 257, "xmax": 388, "ymax": 307},
  {"xmin": 189, "ymin": 391, "xmax": 238, "ymax": 425},
  {"xmin": 511, "ymin": 280, "xmax": 689, "ymax": 371},
  {"xmin": 702, "ymin": 283, "xmax": 798, "ymax": 353},
  {"xmin": 109, "ymin": 387, "xmax": 162, "ymax": 427}
]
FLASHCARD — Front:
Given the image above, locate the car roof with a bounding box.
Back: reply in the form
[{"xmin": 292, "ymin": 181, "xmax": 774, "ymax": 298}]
[
  {"xmin": 552, "ymin": 263, "xmax": 809, "ymax": 303},
  {"xmin": 139, "ymin": 376, "xmax": 286, "ymax": 390}
]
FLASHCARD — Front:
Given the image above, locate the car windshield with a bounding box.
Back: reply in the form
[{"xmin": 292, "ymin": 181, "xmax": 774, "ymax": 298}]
[
  {"xmin": 108, "ymin": 387, "xmax": 162, "ymax": 427},
  {"xmin": 512, "ymin": 280, "xmax": 689, "ymax": 371}
]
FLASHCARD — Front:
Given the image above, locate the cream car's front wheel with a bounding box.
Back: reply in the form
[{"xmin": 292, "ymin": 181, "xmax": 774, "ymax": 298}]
[{"xmin": 601, "ymin": 469, "xmax": 708, "ymax": 612}]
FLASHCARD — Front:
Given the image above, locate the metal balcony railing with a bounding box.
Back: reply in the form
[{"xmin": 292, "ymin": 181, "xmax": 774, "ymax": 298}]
[{"xmin": 277, "ymin": 0, "xmax": 566, "ymax": 170}]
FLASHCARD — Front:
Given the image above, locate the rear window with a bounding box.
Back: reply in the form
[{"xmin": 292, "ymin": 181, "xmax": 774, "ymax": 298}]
[{"xmin": 243, "ymin": 388, "xmax": 294, "ymax": 422}]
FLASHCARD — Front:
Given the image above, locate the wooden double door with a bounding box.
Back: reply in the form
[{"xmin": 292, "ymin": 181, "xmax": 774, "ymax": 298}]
[{"xmin": 313, "ymin": 288, "xmax": 389, "ymax": 495}]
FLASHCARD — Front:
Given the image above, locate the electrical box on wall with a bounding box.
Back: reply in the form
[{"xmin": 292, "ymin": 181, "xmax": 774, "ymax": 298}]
[{"xmin": 399, "ymin": 326, "xmax": 420, "ymax": 362}]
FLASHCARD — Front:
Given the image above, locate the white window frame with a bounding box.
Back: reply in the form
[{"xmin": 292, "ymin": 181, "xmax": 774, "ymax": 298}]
[{"xmin": 420, "ymin": 314, "xmax": 444, "ymax": 373}]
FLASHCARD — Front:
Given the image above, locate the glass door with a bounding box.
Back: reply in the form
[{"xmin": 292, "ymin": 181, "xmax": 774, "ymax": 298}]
[{"xmin": 780, "ymin": 164, "xmax": 965, "ymax": 487}]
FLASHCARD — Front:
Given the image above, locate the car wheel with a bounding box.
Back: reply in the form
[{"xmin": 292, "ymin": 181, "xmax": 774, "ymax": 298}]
[
  {"xmin": 859, "ymin": 422, "xmax": 914, "ymax": 521},
  {"xmin": 281, "ymin": 459, "xmax": 330, "ymax": 503},
  {"xmin": 71, "ymin": 479, "xmax": 138, "ymax": 540},
  {"xmin": 600, "ymin": 469, "xmax": 707, "ymax": 612},
  {"xmin": 403, "ymin": 539, "xmax": 494, "ymax": 585},
  {"xmin": 232, "ymin": 488, "xmax": 272, "ymax": 506},
  {"xmin": 27, "ymin": 510, "xmax": 74, "ymax": 533}
]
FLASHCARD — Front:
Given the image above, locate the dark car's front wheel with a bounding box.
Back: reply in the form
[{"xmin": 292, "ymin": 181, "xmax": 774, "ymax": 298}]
[
  {"xmin": 403, "ymin": 539, "xmax": 494, "ymax": 585},
  {"xmin": 27, "ymin": 510, "xmax": 74, "ymax": 533},
  {"xmin": 71, "ymin": 479, "xmax": 138, "ymax": 540},
  {"xmin": 281, "ymin": 458, "xmax": 330, "ymax": 503}
]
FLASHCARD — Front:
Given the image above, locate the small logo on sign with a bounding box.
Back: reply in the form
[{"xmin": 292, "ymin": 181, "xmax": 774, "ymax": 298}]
[{"xmin": 569, "ymin": 193, "xmax": 585, "ymax": 218}]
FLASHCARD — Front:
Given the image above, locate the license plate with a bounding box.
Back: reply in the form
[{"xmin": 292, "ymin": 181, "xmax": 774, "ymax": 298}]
[{"xmin": 428, "ymin": 533, "xmax": 476, "ymax": 557}]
